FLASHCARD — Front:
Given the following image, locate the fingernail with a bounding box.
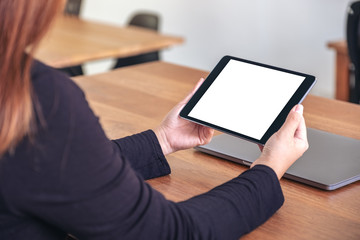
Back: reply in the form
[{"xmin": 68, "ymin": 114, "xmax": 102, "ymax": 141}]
[{"xmin": 295, "ymin": 104, "xmax": 303, "ymax": 114}]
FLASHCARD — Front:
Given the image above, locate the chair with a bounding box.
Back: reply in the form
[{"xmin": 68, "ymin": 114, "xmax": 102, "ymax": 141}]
[
  {"xmin": 59, "ymin": 0, "xmax": 84, "ymax": 76},
  {"xmin": 346, "ymin": 1, "xmax": 360, "ymax": 104},
  {"xmin": 64, "ymin": 0, "xmax": 82, "ymax": 16},
  {"xmin": 113, "ymin": 12, "xmax": 160, "ymax": 69}
]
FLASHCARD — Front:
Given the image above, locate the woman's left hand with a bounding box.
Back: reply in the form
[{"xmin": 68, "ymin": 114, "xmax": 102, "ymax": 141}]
[{"xmin": 154, "ymin": 78, "xmax": 214, "ymax": 155}]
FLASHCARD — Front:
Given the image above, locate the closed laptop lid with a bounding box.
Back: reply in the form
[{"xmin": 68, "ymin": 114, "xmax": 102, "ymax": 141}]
[{"xmin": 195, "ymin": 128, "xmax": 360, "ymax": 190}]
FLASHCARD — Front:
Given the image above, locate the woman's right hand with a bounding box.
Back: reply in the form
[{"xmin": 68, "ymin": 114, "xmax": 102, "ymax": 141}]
[{"xmin": 251, "ymin": 104, "xmax": 309, "ymax": 180}]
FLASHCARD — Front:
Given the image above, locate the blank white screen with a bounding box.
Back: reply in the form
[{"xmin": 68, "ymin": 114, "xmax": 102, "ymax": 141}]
[{"xmin": 188, "ymin": 59, "xmax": 305, "ymax": 140}]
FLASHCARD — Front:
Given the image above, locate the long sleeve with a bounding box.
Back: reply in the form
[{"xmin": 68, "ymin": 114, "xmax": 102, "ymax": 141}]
[
  {"xmin": 0, "ymin": 61, "xmax": 284, "ymax": 240},
  {"xmin": 176, "ymin": 165, "xmax": 284, "ymax": 239},
  {"xmin": 112, "ymin": 130, "xmax": 171, "ymax": 179}
]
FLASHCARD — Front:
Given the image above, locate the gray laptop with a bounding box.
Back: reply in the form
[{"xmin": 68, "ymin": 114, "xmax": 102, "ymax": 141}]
[{"xmin": 196, "ymin": 128, "xmax": 360, "ymax": 190}]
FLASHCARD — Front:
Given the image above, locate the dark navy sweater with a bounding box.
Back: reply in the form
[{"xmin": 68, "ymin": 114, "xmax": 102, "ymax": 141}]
[{"xmin": 0, "ymin": 60, "xmax": 284, "ymax": 239}]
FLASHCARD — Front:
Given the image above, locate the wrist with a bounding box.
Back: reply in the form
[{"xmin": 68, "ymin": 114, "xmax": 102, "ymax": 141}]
[
  {"xmin": 154, "ymin": 126, "xmax": 172, "ymax": 155},
  {"xmin": 251, "ymin": 157, "xmax": 282, "ymax": 180}
]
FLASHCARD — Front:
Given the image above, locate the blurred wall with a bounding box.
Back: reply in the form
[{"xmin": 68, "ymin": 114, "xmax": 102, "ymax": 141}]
[{"xmin": 81, "ymin": 0, "xmax": 352, "ymax": 98}]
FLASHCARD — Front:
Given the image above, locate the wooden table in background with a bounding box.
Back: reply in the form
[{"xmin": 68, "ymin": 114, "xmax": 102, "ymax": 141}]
[
  {"xmin": 35, "ymin": 16, "xmax": 184, "ymax": 68},
  {"xmin": 327, "ymin": 40, "xmax": 350, "ymax": 101},
  {"xmin": 74, "ymin": 62, "xmax": 360, "ymax": 240}
]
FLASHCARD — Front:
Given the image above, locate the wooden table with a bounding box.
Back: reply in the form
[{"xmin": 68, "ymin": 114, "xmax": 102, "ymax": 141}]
[
  {"xmin": 327, "ymin": 40, "xmax": 350, "ymax": 101},
  {"xmin": 73, "ymin": 62, "xmax": 360, "ymax": 240},
  {"xmin": 35, "ymin": 16, "xmax": 184, "ymax": 68}
]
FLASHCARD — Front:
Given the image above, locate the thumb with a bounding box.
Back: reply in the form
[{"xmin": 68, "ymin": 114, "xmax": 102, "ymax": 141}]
[
  {"xmin": 182, "ymin": 78, "xmax": 205, "ymax": 103},
  {"xmin": 169, "ymin": 78, "xmax": 206, "ymax": 118},
  {"xmin": 294, "ymin": 110, "xmax": 307, "ymax": 142},
  {"xmin": 279, "ymin": 105, "xmax": 303, "ymax": 138}
]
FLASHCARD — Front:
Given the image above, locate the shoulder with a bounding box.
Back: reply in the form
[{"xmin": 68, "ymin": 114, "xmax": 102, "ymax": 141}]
[
  {"xmin": 30, "ymin": 60, "xmax": 87, "ymax": 120},
  {"xmin": 31, "ymin": 60, "xmax": 84, "ymax": 99}
]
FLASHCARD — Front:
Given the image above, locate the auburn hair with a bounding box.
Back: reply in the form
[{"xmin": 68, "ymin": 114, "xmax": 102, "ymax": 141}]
[{"xmin": 0, "ymin": 0, "xmax": 64, "ymax": 155}]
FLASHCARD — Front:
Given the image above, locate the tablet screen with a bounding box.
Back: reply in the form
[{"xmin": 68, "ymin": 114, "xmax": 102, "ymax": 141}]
[
  {"xmin": 180, "ymin": 56, "xmax": 316, "ymax": 144},
  {"xmin": 188, "ymin": 59, "xmax": 304, "ymax": 140}
]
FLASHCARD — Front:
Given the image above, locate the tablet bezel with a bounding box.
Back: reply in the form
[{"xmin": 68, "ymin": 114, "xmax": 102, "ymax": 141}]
[{"xmin": 179, "ymin": 55, "xmax": 316, "ymax": 145}]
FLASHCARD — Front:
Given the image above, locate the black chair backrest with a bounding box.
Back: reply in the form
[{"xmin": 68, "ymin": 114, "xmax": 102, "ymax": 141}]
[
  {"xmin": 346, "ymin": 1, "xmax": 360, "ymax": 103},
  {"xmin": 112, "ymin": 12, "xmax": 160, "ymax": 69},
  {"xmin": 59, "ymin": 0, "xmax": 84, "ymax": 76},
  {"xmin": 64, "ymin": 0, "xmax": 82, "ymax": 16},
  {"xmin": 128, "ymin": 13, "xmax": 159, "ymax": 31}
]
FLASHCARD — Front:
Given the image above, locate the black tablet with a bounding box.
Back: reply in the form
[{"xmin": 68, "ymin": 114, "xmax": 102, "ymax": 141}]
[{"xmin": 180, "ymin": 55, "xmax": 316, "ymax": 145}]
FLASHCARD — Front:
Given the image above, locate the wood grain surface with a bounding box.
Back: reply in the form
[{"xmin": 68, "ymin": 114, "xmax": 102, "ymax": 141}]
[
  {"xmin": 35, "ymin": 16, "xmax": 183, "ymax": 68},
  {"xmin": 74, "ymin": 62, "xmax": 360, "ymax": 240}
]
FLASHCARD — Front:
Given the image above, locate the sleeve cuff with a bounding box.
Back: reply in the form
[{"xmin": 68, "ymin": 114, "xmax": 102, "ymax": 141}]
[{"xmin": 112, "ymin": 130, "xmax": 171, "ymax": 180}]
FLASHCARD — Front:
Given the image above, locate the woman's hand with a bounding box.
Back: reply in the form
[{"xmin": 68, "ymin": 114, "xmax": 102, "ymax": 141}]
[
  {"xmin": 251, "ymin": 104, "xmax": 309, "ymax": 179},
  {"xmin": 154, "ymin": 78, "xmax": 214, "ymax": 155}
]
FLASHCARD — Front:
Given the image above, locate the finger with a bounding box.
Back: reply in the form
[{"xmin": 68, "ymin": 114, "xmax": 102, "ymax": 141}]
[
  {"xmin": 294, "ymin": 114, "xmax": 307, "ymax": 141},
  {"xmin": 191, "ymin": 78, "xmax": 205, "ymax": 94},
  {"xmin": 200, "ymin": 127, "xmax": 214, "ymax": 145},
  {"xmin": 182, "ymin": 78, "xmax": 205, "ymax": 103},
  {"xmin": 279, "ymin": 105, "xmax": 303, "ymax": 137},
  {"xmin": 172, "ymin": 78, "xmax": 206, "ymax": 117}
]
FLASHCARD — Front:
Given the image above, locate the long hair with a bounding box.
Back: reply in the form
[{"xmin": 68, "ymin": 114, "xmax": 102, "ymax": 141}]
[{"xmin": 0, "ymin": 0, "xmax": 64, "ymax": 155}]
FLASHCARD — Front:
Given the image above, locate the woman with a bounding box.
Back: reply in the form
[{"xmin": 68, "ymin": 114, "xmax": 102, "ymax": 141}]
[{"xmin": 0, "ymin": 0, "xmax": 308, "ymax": 239}]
